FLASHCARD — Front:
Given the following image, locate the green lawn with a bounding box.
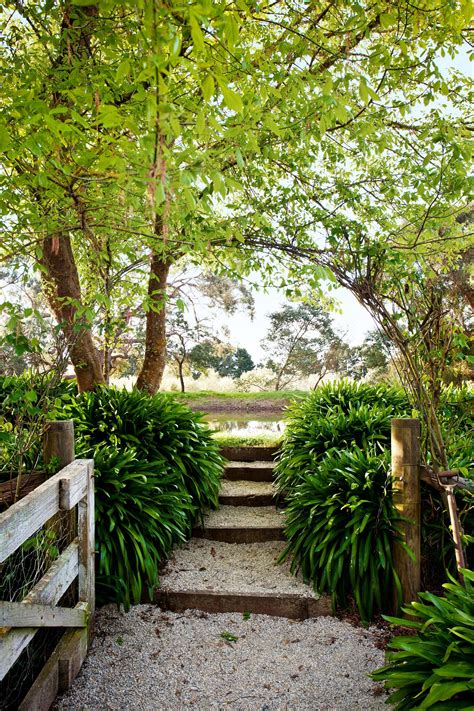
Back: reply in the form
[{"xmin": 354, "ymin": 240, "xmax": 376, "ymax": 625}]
[{"xmin": 212, "ymin": 432, "xmax": 283, "ymax": 447}]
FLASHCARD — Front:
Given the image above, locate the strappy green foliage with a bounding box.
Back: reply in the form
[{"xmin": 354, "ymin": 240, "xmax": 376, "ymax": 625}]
[
  {"xmin": 279, "ymin": 448, "xmax": 406, "ymax": 623},
  {"xmin": 62, "ymin": 387, "xmax": 223, "ymax": 607},
  {"xmin": 274, "ymin": 380, "xmax": 409, "ymax": 495},
  {"xmin": 92, "ymin": 446, "xmax": 193, "ymax": 607},
  {"xmin": 276, "ymin": 382, "xmax": 409, "ymax": 621},
  {"xmin": 276, "ymin": 381, "xmax": 472, "ymax": 620},
  {"xmin": 371, "ymin": 570, "xmax": 474, "ymax": 709}
]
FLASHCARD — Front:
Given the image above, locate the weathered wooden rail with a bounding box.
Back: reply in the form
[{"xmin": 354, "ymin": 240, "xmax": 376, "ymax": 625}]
[{"xmin": 0, "ymin": 448, "xmax": 94, "ymax": 710}]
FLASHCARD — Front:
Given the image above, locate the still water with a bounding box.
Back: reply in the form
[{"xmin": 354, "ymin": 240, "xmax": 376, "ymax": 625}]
[{"xmin": 204, "ymin": 413, "xmax": 285, "ymax": 435}]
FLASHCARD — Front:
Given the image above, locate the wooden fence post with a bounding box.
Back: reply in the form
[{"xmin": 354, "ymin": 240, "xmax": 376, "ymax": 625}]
[
  {"xmin": 43, "ymin": 419, "xmax": 76, "ymax": 551},
  {"xmin": 391, "ymin": 418, "xmax": 421, "ymax": 612},
  {"xmin": 43, "ymin": 421, "xmax": 75, "ymax": 472},
  {"xmin": 78, "ymin": 460, "xmax": 95, "ymax": 619}
]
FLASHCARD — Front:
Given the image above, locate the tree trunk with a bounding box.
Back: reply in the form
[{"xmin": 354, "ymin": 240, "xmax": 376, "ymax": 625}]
[
  {"xmin": 135, "ymin": 253, "xmax": 172, "ymax": 394},
  {"xmin": 178, "ymin": 359, "xmax": 185, "ymax": 393},
  {"xmin": 41, "ymin": 234, "xmax": 105, "ymax": 392}
]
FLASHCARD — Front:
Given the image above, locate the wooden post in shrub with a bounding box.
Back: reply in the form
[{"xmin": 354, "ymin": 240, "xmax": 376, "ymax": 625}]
[
  {"xmin": 391, "ymin": 418, "xmax": 421, "ymax": 612},
  {"xmin": 43, "ymin": 421, "xmax": 75, "ymax": 472},
  {"xmin": 43, "ymin": 419, "xmax": 76, "ymax": 544}
]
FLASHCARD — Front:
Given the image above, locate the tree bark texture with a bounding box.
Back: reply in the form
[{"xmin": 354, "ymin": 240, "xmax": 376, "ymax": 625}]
[
  {"xmin": 41, "ymin": 235, "xmax": 105, "ymax": 391},
  {"xmin": 135, "ymin": 254, "xmax": 172, "ymax": 394},
  {"xmin": 177, "ymin": 358, "xmax": 186, "ymax": 393}
]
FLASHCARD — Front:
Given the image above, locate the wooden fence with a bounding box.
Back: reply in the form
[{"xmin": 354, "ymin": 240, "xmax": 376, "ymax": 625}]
[{"xmin": 0, "ymin": 455, "xmax": 94, "ymax": 710}]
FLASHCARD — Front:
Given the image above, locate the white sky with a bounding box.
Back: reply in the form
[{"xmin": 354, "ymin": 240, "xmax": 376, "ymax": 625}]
[{"xmin": 213, "ymin": 285, "xmax": 375, "ymax": 362}]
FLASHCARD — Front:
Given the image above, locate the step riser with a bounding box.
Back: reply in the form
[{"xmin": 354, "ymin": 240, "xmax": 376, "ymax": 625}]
[
  {"xmin": 193, "ymin": 527, "xmax": 285, "ymax": 543},
  {"xmin": 220, "ymin": 446, "xmax": 278, "ymax": 462},
  {"xmin": 218, "ymin": 494, "xmax": 275, "ymax": 506},
  {"xmin": 154, "ymin": 590, "xmax": 332, "ymax": 620},
  {"xmin": 223, "ymin": 469, "xmax": 274, "ymax": 482}
]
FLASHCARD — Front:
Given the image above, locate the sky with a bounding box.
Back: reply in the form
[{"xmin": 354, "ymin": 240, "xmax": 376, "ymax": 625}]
[{"xmin": 213, "ymin": 285, "xmax": 375, "ymax": 362}]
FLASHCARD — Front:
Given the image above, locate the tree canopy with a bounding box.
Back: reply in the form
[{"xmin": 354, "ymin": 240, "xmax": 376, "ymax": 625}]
[{"xmin": 1, "ymin": 1, "xmax": 472, "ymax": 467}]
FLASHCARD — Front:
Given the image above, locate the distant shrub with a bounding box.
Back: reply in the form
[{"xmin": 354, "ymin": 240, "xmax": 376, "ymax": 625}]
[
  {"xmin": 236, "ymin": 367, "xmax": 277, "ymax": 392},
  {"xmin": 213, "ymin": 432, "xmax": 282, "ymax": 447}
]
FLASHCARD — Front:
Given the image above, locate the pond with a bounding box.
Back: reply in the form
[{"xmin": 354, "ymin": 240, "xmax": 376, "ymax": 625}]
[{"xmin": 204, "ymin": 412, "xmax": 285, "ymax": 436}]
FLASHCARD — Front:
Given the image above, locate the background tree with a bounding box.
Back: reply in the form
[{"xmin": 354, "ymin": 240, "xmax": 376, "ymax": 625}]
[
  {"xmin": 349, "ymin": 330, "xmax": 393, "ymax": 381},
  {"xmin": 262, "ymin": 303, "xmax": 349, "ymax": 389},
  {"xmin": 166, "ymin": 312, "xmax": 210, "ymax": 393},
  {"xmin": 189, "ymin": 341, "xmax": 255, "ymax": 379},
  {"xmin": 217, "ymin": 347, "xmax": 255, "ymax": 379}
]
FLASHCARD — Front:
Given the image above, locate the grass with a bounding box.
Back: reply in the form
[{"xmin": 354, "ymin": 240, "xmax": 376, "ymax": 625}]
[
  {"xmin": 213, "ymin": 432, "xmax": 283, "ymax": 447},
  {"xmin": 168, "ymin": 390, "xmax": 305, "ymax": 401}
]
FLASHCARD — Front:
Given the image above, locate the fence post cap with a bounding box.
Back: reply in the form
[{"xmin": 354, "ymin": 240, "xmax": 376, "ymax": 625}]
[
  {"xmin": 391, "ymin": 418, "xmax": 420, "ymax": 428},
  {"xmin": 45, "ymin": 420, "xmax": 74, "ymax": 428}
]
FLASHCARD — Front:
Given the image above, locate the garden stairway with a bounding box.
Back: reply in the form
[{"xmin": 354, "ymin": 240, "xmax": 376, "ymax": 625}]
[{"xmin": 154, "ymin": 447, "xmax": 331, "ymax": 619}]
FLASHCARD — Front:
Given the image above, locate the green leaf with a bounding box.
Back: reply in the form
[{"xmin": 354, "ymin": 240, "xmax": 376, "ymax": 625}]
[
  {"xmin": 422, "ymin": 680, "xmax": 474, "ymax": 706},
  {"xmin": 380, "ymin": 12, "xmax": 396, "ymax": 28},
  {"xmin": 155, "ymin": 182, "xmax": 165, "ymax": 206},
  {"xmin": 0, "ymin": 125, "xmax": 11, "ymax": 152},
  {"xmin": 235, "ymin": 147, "xmax": 244, "ymax": 168},
  {"xmin": 116, "ymin": 59, "xmax": 131, "ymax": 81},
  {"xmin": 190, "ymin": 16, "xmax": 205, "ymax": 53},
  {"xmin": 359, "ymin": 79, "xmax": 369, "ymax": 104},
  {"xmin": 201, "ymin": 74, "xmax": 215, "ymax": 101},
  {"xmin": 434, "ymin": 662, "xmax": 474, "ymax": 679},
  {"xmin": 223, "ymin": 13, "xmax": 240, "ymax": 47},
  {"xmin": 218, "ymin": 80, "xmax": 243, "ymax": 113}
]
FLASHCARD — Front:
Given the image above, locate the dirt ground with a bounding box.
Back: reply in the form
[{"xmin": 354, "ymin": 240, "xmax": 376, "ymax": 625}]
[{"xmin": 186, "ymin": 398, "xmax": 291, "ymax": 414}]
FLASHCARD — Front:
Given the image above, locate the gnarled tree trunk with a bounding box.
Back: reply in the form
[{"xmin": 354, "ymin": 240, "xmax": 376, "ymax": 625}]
[{"xmin": 41, "ymin": 234, "xmax": 105, "ymax": 391}]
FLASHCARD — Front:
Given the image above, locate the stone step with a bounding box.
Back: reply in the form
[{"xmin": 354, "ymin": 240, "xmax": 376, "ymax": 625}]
[
  {"xmin": 193, "ymin": 505, "xmax": 285, "ymax": 542},
  {"xmin": 155, "ymin": 539, "xmax": 331, "ymax": 620},
  {"xmin": 220, "ymin": 445, "xmax": 278, "ymax": 462},
  {"xmin": 219, "ymin": 480, "xmax": 275, "ymax": 506},
  {"xmin": 223, "ymin": 460, "xmax": 275, "ymax": 482}
]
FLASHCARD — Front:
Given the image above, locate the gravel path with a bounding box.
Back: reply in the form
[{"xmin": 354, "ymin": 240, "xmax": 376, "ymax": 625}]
[
  {"xmin": 54, "ymin": 606, "xmax": 387, "ymax": 711},
  {"xmin": 160, "ymin": 540, "xmax": 316, "ymax": 596}
]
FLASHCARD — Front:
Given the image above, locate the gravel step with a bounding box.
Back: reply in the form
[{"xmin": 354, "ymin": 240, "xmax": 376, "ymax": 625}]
[
  {"xmin": 156, "ymin": 539, "xmax": 331, "ymax": 619},
  {"xmin": 194, "ymin": 505, "xmax": 285, "ymax": 542},
  {"xmin": 156, "ymin": 589, "xmax": 331, "ymax": 619},
  {"xmin": 219, "ymin": 479, "xmax": 275, "ymax": 506},
  {"xmin": 224, "ymin": 460, "xmax": 276, "ymax": 482}
]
